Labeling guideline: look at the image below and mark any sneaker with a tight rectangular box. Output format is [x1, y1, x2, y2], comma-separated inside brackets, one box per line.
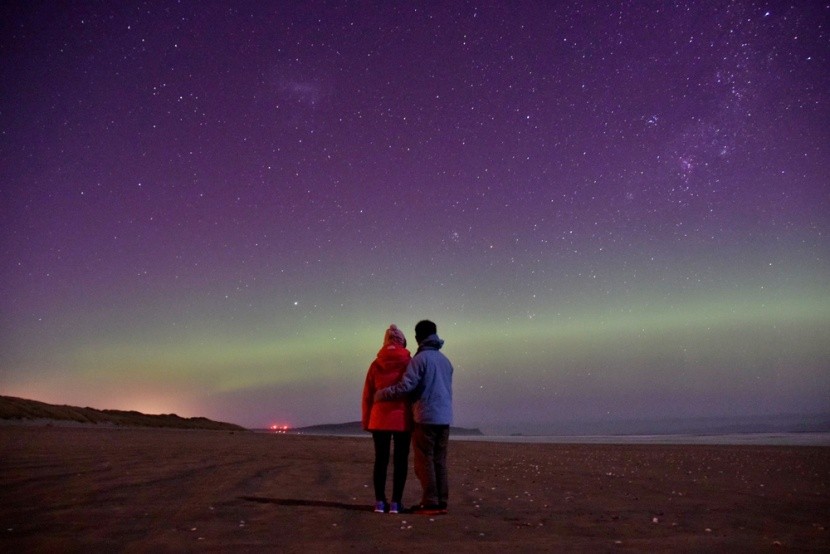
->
[410, 503, 447, 515]
[389, 502, 400, 514]
[373, 501, 386, 513]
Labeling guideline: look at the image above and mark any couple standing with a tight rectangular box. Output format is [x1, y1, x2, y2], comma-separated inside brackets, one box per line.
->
[361, 320, 454, 515]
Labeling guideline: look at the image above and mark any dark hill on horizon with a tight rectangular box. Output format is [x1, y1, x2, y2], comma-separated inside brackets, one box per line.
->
[0, 395, 246, 431]
[278, 420, 484, 436]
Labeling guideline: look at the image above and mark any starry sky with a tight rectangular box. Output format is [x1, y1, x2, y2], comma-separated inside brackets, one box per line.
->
[1, 1, 828, 432]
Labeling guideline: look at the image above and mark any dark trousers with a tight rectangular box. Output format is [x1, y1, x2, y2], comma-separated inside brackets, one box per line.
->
[372, 431, 410, 503]
[412, 423, 450, 506]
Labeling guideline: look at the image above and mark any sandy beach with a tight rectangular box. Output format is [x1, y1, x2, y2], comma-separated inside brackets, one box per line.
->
[1, 426, 827, 552]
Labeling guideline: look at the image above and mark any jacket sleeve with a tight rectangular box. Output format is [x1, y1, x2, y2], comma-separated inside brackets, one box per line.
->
[361, 364, 375, 430]
[375, 358, 422, 401]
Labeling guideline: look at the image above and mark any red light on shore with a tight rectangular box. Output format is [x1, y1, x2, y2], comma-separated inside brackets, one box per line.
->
[269, 424, 290, 434]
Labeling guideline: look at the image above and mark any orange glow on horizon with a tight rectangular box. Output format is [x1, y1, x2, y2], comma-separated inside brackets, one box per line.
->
[269, 424, 290, 434]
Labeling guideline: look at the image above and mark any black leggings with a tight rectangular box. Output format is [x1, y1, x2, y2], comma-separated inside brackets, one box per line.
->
[372, 431, 410, 503]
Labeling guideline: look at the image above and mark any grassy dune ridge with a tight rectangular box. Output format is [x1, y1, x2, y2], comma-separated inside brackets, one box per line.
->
[0, 395, 245, 431]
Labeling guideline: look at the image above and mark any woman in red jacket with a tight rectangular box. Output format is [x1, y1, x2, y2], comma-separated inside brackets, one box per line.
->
[362, 324, 412, 514]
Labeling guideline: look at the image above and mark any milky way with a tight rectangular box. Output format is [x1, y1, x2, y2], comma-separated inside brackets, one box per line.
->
[1, 2, 828, 430]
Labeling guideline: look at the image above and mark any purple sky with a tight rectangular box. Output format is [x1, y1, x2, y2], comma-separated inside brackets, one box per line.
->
[1, 1, 828, 431]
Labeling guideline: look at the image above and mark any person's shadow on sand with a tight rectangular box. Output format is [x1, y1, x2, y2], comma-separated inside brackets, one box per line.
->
[240, 495, 372, 512]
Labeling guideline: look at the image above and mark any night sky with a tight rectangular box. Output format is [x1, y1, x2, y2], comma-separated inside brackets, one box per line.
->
[2, 1, 828, 432]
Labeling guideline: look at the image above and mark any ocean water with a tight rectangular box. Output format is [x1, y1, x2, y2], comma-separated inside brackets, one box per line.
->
[273, 430, 830, 446]
[452, 432, 830, 446]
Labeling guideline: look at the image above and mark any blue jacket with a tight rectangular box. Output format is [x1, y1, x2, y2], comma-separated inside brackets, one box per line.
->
[376, 334, 453, 425]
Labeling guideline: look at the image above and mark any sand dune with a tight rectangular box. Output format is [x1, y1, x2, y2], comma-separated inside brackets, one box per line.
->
[1, 425, 827, 551]
[0, 395, 245, 431]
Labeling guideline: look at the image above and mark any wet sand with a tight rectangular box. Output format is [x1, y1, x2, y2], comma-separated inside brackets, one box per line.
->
[1, 426, 827, 552]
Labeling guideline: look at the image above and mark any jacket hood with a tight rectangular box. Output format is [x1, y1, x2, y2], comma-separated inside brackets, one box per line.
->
[375, 344, 411, 372]
[417, 334, 444, 352]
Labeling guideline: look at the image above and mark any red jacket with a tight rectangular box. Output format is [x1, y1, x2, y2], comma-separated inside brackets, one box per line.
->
[362, 344, 412, 432]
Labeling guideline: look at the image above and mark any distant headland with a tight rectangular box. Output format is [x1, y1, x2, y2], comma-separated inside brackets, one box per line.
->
[270, 420, 484, 436]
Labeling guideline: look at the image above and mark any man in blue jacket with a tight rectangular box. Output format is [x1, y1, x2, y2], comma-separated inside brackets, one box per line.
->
[375, 319, 453, 514]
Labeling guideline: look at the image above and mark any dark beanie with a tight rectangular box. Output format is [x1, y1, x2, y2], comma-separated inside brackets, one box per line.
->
[415, 320, 437, 341]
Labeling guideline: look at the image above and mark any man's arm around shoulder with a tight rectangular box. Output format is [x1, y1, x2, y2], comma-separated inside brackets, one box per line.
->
[374, 357, 422, 401]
